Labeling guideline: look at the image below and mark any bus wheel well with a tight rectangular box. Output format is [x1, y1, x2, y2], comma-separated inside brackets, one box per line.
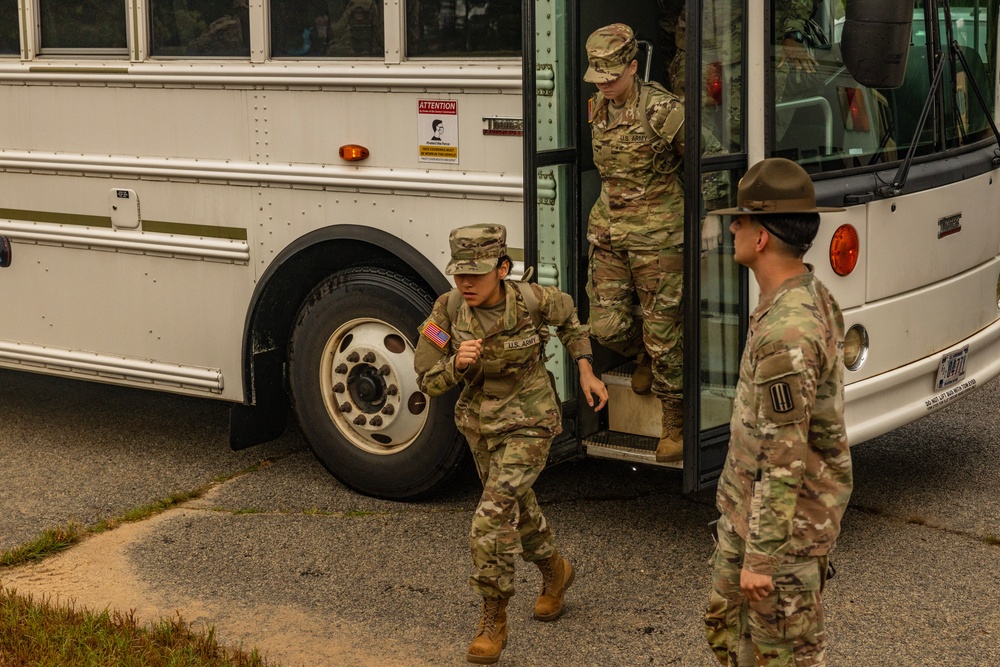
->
[246, 238, 441, 411]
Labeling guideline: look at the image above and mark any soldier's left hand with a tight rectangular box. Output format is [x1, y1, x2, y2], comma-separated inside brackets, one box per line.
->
[578, 363, 608, 412]
[739, 566, 774, 602]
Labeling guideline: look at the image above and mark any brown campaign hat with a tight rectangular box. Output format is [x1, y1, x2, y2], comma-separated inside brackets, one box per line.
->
[445, 224, 507, 275]
[583, 24, 638, 83]
[710, 158, 845, 215]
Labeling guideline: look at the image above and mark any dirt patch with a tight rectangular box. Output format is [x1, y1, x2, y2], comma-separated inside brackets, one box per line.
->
[0, 492, 436, 667]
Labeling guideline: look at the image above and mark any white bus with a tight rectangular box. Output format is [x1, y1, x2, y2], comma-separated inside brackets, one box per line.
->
[1, 0, 998, 498]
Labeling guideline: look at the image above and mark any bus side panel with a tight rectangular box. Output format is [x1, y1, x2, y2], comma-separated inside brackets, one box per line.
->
[0, 172, 254, 401]
[0, 84, 251, 161]
[262, 89, 523, 173]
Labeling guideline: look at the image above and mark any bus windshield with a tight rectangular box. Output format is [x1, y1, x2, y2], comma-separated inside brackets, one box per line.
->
[772, 0, 998, 172]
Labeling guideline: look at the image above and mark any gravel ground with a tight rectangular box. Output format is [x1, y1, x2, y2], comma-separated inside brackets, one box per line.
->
[1, 368, 999, 666]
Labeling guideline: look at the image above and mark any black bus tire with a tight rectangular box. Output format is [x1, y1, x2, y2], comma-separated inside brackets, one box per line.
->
[288, 267, 466, 500]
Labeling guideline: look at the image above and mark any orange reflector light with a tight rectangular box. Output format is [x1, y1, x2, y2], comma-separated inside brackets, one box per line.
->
[830, 224, 860, 276]
[339, 144, 370, 161]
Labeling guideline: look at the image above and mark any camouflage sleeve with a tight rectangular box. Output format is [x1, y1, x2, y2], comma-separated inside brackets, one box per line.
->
[742, 338, 820, 575]
[648, 91, 685, 153]
[775, 0, 814, 36]
[414, 294, 466, 397]
[533, 284, 593, 361]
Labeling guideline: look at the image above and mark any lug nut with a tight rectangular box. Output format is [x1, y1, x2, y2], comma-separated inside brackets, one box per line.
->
[370, 416, 383, 427]
[353, 415, 367, 426]
[346, 351, 360, 363]
[386, 385, 398, 396]
[379, 364, 391, 376]
[339, 403, 352, 413]
[333, 382, 345, 394]
[335, 363, 348, 374]
[381, 404, 395, 415]
[363, 352, 376, 363]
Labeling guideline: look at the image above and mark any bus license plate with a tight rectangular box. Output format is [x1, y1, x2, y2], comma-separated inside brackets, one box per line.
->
[935, 345, 969, 390]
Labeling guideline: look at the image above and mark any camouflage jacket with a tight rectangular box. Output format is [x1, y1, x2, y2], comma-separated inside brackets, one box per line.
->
[716, 267, 852, 575]
[414, 281, 592, 446]
[588, 79, 685, 251]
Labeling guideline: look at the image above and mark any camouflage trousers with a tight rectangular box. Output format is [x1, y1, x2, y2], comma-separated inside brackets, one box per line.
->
[587, 244, 684, 397]
[705, 516, 829, 667]
[466, 431, 556, 600]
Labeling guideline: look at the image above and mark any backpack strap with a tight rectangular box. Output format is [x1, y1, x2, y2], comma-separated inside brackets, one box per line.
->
[513, 281, 543, 331]
[446, 287, 462, 323]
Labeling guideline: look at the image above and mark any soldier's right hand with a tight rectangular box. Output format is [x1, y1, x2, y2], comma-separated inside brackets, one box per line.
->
[455, 339, 484, 370]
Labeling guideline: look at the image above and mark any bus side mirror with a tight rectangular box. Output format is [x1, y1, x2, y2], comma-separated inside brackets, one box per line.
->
[0, 236, 11, 268]
[841, 0, 913, 89]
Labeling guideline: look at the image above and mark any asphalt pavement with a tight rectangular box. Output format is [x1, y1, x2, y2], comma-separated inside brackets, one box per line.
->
[1, 368, 998, 666]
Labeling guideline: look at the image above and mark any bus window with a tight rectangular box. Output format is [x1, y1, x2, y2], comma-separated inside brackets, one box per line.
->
[150, 0, 250, 57]
[1, 0, 17, 55]
[39, 0, 127, 54]
[771, 0, 998, 170]
[406, 0, 520, 57]
[271, 0, 384, 58]
[703, 0, 743, 152]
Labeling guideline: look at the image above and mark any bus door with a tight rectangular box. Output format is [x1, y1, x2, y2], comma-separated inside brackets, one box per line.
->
[684, 0, 748, 492]
[525, 0, 747, 491]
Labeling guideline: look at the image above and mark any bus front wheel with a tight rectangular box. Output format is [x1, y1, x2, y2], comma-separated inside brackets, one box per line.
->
[289, 267, 465, 500]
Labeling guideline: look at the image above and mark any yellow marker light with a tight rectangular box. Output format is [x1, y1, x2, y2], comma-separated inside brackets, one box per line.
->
[843, 324, 869, 371]
[830, 224, 859, 276]
[339, 145, 370, 161]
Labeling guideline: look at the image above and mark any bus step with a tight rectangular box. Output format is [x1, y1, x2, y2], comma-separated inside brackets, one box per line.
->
[582, 430, 682, 470]
[602, 364, 661, 438]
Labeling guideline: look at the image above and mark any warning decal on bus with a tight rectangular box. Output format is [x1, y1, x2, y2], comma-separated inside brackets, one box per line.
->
[418, 99, 459, 164]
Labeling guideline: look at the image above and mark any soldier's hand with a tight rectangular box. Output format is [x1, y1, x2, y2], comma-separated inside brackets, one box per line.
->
[455, 339, 483, 371]
[739, 566, 774, 602]
[701, 215, 723, 252]
[778, 38, 817, 74]
[578, 361, 608, 412]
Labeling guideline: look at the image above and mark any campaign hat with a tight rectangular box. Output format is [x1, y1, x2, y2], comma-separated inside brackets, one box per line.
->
[584, 24, 638, 83]
[711, 158, 845, 215]
[445, 224, 507, 275]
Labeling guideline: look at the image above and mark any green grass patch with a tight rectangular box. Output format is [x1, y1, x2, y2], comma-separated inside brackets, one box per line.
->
[0, 587, 276, 666]
[0, 524, 82, 568]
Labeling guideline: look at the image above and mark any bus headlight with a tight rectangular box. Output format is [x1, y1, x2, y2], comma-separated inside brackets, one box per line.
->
[830, 224, 859, 276]
[843, 324, 869, 371]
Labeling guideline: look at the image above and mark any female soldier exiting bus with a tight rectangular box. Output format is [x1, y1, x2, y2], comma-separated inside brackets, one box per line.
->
[415, 224, 607, 664]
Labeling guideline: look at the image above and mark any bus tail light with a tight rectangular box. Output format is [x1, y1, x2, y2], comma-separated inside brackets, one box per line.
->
[339, 144, 370, 161]
[830, 224, 860, 276]
[843, 324, 869, 371]
[705, 62, 723, 107]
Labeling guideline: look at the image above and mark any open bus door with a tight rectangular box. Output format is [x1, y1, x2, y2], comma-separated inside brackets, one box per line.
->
[524, 0, 747, 492]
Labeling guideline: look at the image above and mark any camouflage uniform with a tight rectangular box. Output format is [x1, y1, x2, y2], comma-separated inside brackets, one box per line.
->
[705, 267, 852, 666]
[414, 227, 592, 601]
[585, 24, 686, 404]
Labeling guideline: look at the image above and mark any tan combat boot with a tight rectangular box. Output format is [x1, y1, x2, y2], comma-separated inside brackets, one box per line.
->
[466, 597, 509, 664]
[656, 398, 683, 463]
[533, 551, 575, 621]
[631, 353, 653, 395]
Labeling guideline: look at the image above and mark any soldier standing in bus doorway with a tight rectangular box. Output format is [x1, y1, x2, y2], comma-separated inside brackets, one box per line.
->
[414, 224, 607, 665]
[704, 158, 853, 667]
[583, 23, 687, 463]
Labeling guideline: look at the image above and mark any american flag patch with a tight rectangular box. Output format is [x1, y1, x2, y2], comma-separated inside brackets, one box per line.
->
[421, 321, 450, 349]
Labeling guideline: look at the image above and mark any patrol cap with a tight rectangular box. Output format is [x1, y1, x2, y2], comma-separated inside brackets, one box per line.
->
[446, 224, 507, 275]
[583, 24, 638, 83]
[711, 158, 845, 216]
